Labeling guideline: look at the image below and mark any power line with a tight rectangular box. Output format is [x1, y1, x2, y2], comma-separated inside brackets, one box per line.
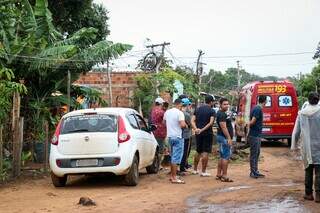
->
[2, 51, 315, 62]
[176, 51, 314, 59]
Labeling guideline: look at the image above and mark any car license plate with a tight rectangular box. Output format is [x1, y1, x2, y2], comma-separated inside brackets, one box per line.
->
[76, 159, 98, 167]
[262, 127, 271, 132]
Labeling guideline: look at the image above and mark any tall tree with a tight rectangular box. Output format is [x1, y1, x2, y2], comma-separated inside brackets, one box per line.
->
[0, 0, 131, 142]
[29, 0, 110, 41]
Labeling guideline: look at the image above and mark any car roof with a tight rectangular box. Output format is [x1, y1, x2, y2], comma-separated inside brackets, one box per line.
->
[62, 107, 139, 118]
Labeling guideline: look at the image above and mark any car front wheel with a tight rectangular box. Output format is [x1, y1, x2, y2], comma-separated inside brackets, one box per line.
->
[146, 150, 160, 174]
[51, 172, 67, 187]
[123, 155, 139, 186]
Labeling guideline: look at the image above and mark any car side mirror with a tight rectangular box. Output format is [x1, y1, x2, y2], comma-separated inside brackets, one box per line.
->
[149, 124, 157, 132]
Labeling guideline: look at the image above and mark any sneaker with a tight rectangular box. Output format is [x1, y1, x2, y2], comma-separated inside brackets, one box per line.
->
[250, 173, 259, 179]
[256, 172, 265, 178]
[200, 172, 211, 177]
[191, 170, 199, 175]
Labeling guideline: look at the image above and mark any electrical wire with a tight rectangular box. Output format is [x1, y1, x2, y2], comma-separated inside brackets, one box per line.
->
[176, 51, 315, 59]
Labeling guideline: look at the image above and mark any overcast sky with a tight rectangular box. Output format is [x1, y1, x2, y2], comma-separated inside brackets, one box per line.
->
[94, 0, 320, 77]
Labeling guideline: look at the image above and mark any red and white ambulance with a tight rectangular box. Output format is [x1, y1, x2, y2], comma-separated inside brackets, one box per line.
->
[238, 81, 298, 146]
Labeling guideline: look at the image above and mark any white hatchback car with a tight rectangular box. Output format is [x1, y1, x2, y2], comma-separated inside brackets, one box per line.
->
[49, 108, 160, 187]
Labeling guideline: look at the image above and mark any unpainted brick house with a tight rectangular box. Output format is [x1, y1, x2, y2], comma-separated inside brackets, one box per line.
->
[74, 71, 141, 107]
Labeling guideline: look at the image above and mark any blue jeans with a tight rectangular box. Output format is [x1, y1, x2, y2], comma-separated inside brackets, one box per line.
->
[168, 137, 184, 164]
[248, 136, 261, 174]
[217, 135, 231, 160]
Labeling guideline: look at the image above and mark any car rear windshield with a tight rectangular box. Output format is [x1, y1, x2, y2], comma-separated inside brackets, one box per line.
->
[60, 114, 117, 134]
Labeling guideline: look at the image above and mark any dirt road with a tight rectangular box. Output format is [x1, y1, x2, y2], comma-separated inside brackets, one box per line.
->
[0, 142, 318, 213]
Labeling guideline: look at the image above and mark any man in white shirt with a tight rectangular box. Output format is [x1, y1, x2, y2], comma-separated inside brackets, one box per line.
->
[164, 98, 186, 184]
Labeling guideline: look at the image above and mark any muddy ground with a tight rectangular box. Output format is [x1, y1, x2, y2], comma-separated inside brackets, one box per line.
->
[0, 142, 318, 213]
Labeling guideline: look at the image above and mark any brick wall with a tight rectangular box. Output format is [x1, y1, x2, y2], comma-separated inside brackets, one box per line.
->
[74, 71, 141, 107]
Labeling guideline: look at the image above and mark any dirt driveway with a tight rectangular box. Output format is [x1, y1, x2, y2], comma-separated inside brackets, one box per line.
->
[0, 142, 318, 213]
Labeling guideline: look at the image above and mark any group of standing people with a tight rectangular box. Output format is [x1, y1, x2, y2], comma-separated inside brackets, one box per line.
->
[150, 94, 268, 184]
[151, 91, 320, 203]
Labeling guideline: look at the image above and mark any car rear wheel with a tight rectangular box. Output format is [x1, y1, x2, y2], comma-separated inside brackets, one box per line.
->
[51, 172, 67, 187]
[146, 150, 160, 174]
[123, 155, 139, 186]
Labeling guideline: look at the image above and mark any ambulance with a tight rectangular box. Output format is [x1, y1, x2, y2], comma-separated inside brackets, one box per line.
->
[238, 81, 298, 146]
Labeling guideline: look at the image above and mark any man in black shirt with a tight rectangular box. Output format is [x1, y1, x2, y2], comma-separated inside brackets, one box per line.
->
[248, 95, 267, 179]
[216, 98, 234, 182]
[191, 95, 216, 177]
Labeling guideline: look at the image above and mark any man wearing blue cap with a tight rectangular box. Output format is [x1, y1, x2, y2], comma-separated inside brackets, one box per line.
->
[180, 98, 192, 173]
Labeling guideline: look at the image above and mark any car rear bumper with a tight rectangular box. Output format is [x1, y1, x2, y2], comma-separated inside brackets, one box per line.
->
[261, 134, 291, 139]
[56, 157, 121, 168]
[49, 144, 134, 177]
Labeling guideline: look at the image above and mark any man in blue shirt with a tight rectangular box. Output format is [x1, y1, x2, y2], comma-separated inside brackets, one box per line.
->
[248, 95, 267, 178]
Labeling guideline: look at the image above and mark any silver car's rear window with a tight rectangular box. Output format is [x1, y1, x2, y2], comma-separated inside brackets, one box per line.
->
[60, 114, 117, 134]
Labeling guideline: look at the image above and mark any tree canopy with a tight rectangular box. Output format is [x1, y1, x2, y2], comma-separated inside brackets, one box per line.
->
[0, 0, 132, 141]
[29, 0, 110, 42]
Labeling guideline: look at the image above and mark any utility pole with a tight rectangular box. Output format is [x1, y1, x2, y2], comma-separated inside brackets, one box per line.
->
[146, 42, 170, 95]
[67, 70, 71, 112]
[196, 50, 205, 85]
[236, 60, 242, 111]
[195, 50, 205, 106]
[236, 60, 241, 92]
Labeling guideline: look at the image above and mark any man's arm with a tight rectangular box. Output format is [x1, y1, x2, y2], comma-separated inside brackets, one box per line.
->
[191, 115, 201, 134]
[191, 115, 197, 129]
[162, 112, 166, 124]
[179, 111, 186, 128]
[220, 121, 232, 146]
[179, 120, 186, 128]
[249, 107, 260, 127]
[291, 115, 301, 150]
[249, 117, 257, 127]
[199, 116, 214, 133]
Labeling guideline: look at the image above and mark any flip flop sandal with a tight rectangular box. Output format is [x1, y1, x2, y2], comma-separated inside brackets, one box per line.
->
[220, 176, 233, 182]
[171, 179, 185, 184]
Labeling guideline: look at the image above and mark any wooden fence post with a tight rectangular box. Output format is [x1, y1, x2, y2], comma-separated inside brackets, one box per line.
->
[19, 117, 24, 169]
[44, 121, 49, 173]
[12, 92, 22, 177]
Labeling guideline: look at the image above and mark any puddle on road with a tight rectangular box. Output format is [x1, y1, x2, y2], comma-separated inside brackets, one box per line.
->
[186, 183, 308, 213]
[266, 179, 299, 188]
[188, 197, 307, 213]
[214, 186, 252, 193]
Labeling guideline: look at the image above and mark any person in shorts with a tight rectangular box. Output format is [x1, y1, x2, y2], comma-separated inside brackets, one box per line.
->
[191, 95, 216, 177]
[216, 98, 234, 182]
[164, 98, 186, 184]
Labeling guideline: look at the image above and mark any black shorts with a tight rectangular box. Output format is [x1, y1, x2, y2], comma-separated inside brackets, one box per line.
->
[196, 133, 213, 153]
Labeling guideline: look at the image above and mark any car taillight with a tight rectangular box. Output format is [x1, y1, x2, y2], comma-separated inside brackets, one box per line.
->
[51, 121, 62, 145]
[56, 159, 62, 167]
[118, 116, 130, 143]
